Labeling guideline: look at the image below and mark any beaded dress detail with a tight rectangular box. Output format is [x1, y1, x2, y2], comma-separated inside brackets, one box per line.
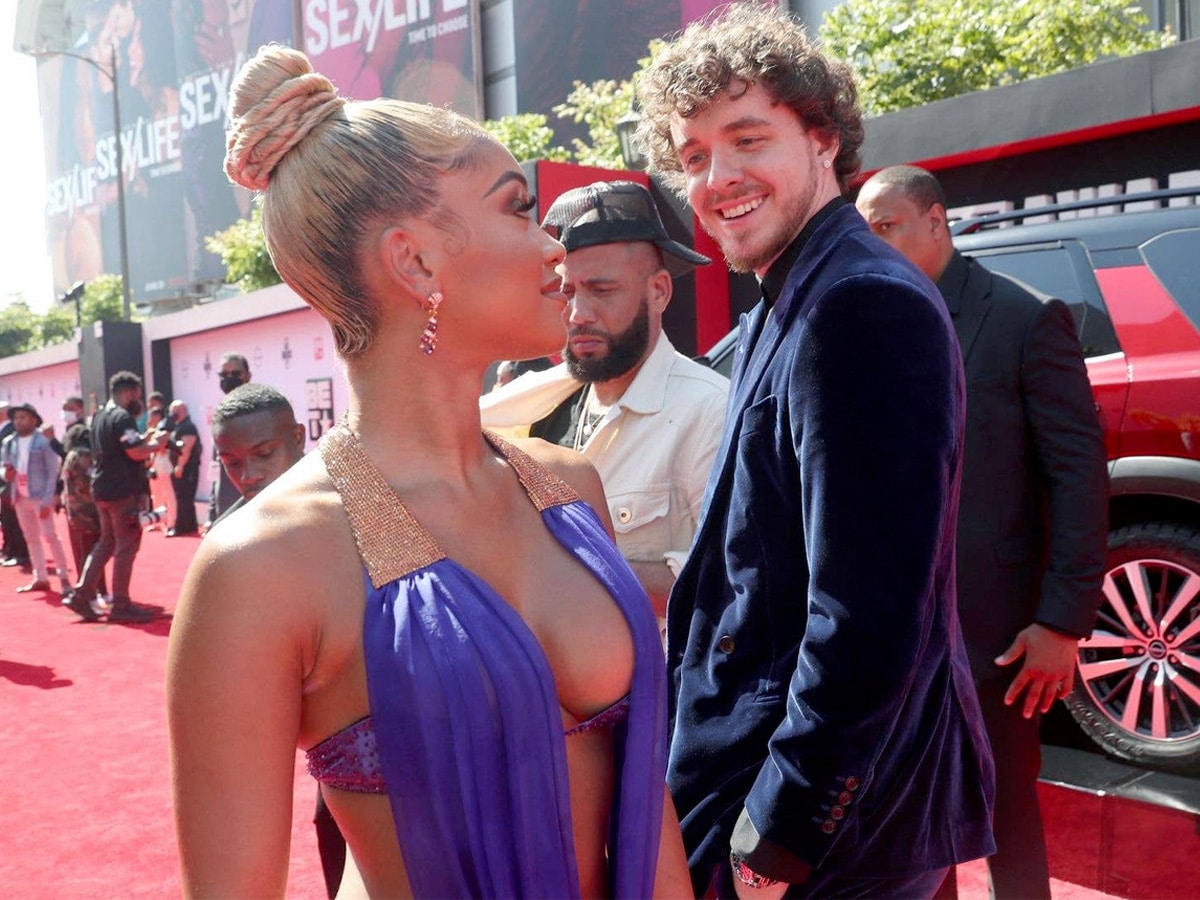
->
[315, 424, 667, 899]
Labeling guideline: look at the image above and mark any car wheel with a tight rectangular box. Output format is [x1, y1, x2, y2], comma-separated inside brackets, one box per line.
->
[1064, 522, 1200, 773]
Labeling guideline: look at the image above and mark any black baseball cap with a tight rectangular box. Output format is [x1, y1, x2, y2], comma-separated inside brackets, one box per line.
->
[542, 180, 711, 278]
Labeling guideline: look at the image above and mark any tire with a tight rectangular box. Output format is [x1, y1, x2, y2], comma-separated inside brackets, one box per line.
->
[1064, 522, 1200, 773]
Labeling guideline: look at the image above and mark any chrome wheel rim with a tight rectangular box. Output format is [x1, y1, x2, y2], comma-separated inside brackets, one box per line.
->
[1078, 558, 1200, 744]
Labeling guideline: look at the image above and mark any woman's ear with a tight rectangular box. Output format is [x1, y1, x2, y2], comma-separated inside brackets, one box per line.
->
[377, 225, 434, 299]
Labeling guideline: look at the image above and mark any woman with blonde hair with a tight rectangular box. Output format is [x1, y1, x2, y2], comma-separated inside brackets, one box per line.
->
[166, 44, 687, 899]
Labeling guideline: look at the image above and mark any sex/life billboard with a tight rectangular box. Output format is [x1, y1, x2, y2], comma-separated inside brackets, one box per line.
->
[302, 0, 484, 117]
[38, 0, 293, 309]
[36, 0, 482, 310]
[512, 0, 753, 137]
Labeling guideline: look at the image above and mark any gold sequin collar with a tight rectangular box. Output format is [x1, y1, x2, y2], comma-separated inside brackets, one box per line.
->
[319, 424, 579, 587]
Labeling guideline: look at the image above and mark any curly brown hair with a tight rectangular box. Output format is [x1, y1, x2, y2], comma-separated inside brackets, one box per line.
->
[636, 2, 864, 194]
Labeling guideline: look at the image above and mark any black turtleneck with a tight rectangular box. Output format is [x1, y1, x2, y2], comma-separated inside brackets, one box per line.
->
[760, 197, 847, 306]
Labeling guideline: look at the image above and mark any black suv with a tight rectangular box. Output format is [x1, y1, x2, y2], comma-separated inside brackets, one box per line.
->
[699, 187, 1200, 773]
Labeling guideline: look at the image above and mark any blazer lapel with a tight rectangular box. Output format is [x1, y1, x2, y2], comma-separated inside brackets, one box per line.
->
[687, 302, 778, 545]
[942, 253, 991, 365]
[687, 208, 861, 553]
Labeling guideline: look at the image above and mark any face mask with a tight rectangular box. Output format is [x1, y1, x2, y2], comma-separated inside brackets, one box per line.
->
[62, 409, 80, 426]
[219, 373, 244, 394]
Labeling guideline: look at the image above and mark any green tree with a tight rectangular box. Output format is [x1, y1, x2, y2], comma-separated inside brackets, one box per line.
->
[0, 301, 40, 357]
[553, 77, 635, 169]
[820, 0, 1175, 116]
[205, 201, 282, 293]
[482, 113, 571, 164]
[38, 306, 77, 346]
[81, 274, 126, 323]
[553, 41, 661, 169]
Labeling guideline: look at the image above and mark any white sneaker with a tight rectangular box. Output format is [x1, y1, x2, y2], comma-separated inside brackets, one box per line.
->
[90, 594, 113, 616]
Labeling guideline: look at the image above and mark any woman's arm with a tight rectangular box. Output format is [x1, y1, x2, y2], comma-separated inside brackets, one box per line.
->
[167, 532, 307, 897]
[654, 787, 692, 898]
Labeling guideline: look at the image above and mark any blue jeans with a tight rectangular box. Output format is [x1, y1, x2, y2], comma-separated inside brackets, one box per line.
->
[76, 495, 143, 602]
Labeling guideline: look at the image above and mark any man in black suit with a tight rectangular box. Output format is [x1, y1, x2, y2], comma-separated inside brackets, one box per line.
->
[203, 352, 251, 531]
[165, 400, 201, 536]
[858, 165, 1109, 899]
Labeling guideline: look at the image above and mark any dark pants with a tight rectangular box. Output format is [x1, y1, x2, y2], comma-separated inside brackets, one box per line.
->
[67, 520, 106, 597]
[935, 677, 1050, 900]
[314, 788, 347, 899]
[171, 468, 200, 534]
[77, 496, 143, 602]
[1, 491, 29, 562]
[712, 860, 950, 899]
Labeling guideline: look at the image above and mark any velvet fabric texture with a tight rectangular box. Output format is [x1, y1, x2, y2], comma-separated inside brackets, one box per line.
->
[666, 205, 996, 891]
[362, 499, 668, 899]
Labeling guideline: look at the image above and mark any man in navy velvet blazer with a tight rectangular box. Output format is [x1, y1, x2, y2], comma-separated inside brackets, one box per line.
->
[637, 5, 996, 897]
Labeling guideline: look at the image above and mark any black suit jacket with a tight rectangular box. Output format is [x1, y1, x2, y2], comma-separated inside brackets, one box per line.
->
[938, 251, 1108, 682]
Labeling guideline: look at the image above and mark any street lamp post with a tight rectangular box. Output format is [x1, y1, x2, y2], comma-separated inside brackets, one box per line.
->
[30, 44, 132, 321]
[61, 281, 86, 328]
[615, 105, 648, 172]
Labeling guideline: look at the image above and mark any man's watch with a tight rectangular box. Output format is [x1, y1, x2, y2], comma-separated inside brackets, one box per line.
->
[730, 853, 781, 889]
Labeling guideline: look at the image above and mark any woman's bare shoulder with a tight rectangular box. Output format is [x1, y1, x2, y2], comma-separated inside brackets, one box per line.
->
[506, 437, 613, 534]
[176, 454, 358, 626]
[208, 455, 346, 550]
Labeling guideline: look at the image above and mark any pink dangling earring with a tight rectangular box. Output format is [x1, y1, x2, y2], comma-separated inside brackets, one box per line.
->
[419, 291, 442, 356]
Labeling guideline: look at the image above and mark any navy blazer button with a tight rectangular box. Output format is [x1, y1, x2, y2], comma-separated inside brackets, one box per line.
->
[844, 776, 860, 791]
[717, 635, 735, 653]
[821, 819, 836, 834]
[830, 805, 845, 820]
[838, 791, 853, 805]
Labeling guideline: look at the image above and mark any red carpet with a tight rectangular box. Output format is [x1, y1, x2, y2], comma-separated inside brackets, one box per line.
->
[0, 513, 323, 898]
[0, 513, 1121, 898]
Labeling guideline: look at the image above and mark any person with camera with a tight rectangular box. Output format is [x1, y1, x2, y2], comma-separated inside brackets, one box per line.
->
[164, 400, 201, 537]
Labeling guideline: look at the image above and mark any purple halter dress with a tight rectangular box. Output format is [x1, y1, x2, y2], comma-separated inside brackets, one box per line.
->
[318, 425, 667, 898]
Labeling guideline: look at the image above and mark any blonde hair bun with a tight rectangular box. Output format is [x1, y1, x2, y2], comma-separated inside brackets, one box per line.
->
[224, 44, 346, 191]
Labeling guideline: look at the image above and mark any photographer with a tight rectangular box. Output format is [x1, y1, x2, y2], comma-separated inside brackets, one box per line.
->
[164, 401, 201, 537]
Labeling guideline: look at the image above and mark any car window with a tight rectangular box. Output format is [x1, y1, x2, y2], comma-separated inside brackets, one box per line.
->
[962, 243, 1120, 359]
[1141, 228, 1200, 335]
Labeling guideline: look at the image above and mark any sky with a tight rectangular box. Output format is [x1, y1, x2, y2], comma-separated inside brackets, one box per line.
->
[1, 4, 56, 314]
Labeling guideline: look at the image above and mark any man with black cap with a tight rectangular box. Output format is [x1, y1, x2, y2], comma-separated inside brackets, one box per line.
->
[1, 403, 72, 594]
[482, 180, 729, 612]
